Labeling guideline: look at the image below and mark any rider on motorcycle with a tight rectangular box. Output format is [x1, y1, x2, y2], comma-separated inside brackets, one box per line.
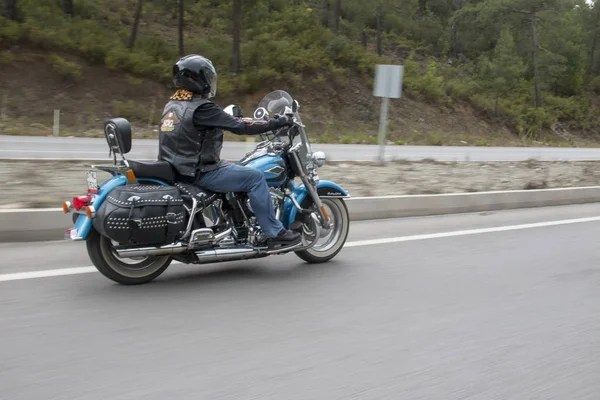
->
[158, 54, 302, 247]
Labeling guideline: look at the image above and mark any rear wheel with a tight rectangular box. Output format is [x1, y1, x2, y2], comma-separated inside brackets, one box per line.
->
[86, 229, 172, 285]
[294, 197, 350, 264]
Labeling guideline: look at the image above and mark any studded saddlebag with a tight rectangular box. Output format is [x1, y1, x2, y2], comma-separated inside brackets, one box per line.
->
[93, 184, 186, 246]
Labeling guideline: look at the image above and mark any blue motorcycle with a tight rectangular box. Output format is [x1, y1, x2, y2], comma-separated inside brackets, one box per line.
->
[63, 90, 351, 284]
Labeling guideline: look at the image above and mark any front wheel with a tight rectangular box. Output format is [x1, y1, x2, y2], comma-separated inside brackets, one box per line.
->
[86, 229, 172, 285]
[295, 198, 350, 264]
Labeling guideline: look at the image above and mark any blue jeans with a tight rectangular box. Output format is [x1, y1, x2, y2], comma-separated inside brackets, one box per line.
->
[197, 164, 283, 237]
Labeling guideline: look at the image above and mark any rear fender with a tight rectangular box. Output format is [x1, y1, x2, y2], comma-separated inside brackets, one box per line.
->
[67, 176, 168, 240]
[281, 180, 349, 228]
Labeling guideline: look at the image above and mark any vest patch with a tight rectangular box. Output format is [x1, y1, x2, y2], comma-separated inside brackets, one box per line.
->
[160, 111, 180, 132]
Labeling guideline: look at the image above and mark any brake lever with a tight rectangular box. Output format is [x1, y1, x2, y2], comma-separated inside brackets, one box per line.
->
[292, 117, 305, 128]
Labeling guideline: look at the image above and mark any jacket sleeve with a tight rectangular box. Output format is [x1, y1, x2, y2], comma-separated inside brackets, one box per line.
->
[193, 102, 283, 135]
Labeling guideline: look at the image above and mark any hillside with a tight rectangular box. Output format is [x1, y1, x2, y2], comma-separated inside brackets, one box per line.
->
[2, 0, 600, 147]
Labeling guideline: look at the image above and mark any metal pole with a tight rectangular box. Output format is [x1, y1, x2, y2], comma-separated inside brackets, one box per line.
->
[1, 94, 7, 122]
[53, 109, 60, 137]
[378, 96, 389, 164]
[148, 99, 156, 127]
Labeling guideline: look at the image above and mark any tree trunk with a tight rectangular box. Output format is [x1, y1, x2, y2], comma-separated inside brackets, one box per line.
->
[591, 34, 598, 75]
[417, 0, 427, 16]
[232, 0, 241, 74]
[333, 0, 341, 35]
[361, 29, 367, 49]
[495, 94, 499, 116]
[127, 0, 144, 50]
[450, 0, 463, 58]
[589, 5, 600, 75]
[63, 0, 74, 15]
[178, 0, 184, 57]
[2, 0, 18, 20]
[376, 5, 382, 56]
[322, 0, 329, 28]
[530, 11, 542, 108]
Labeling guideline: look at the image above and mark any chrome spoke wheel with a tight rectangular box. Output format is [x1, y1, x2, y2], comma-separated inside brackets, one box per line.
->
[302, 200, 342, 252]
[86, 229, 172, 285]
[295, 198, 350, 264]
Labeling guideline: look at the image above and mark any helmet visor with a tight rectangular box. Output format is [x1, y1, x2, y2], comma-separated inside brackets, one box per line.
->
[208, 74, 217, 98]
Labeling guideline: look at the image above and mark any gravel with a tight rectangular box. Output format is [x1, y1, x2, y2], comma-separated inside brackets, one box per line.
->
[1, 159, 599, 208]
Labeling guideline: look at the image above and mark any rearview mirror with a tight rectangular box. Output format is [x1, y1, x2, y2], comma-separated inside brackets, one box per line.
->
[292, 100, 299, 113]
[224, 104, 243, 118]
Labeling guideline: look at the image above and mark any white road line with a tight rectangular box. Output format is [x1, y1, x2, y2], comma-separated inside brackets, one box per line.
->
[0, 267, 97, 282]
[1, 150, 110, 154]
[2, 215, 600, 283]
[344, 216, 600, 247]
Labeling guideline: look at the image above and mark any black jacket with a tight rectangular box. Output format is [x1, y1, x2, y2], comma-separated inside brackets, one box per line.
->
[158, 95, 284, 181]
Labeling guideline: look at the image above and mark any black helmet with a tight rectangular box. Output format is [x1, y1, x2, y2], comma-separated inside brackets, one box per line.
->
[172, 54, 218, 98]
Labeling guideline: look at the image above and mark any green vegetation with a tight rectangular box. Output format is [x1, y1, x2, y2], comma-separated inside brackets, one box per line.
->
[48, 54, 82, 82]
[2, 0, 600, 142]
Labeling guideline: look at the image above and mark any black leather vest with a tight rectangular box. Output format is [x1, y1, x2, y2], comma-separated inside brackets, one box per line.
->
[158, 97, 228, 180]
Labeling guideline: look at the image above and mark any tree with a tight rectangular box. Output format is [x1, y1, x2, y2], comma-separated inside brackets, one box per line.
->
[479, 27, 527, 114]
[376, 4, 382, 56]
[63, 0, 73, 15]
[417, 0, 428, 16]
[587, 1, 600, 74]
[333, 0, 341, 34]
[505, 0, 565, 107]
[323, 0, 330, 27]
[530, 10, 542, 107]
[450, 0, 463, 58]
[232, 0, 241, 74]
[2, 0, 18, 20]
[178, 0, 184, 57]
[127, 0, 144, 50]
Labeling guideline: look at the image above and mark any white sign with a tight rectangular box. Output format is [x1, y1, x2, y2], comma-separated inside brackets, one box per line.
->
[374, 64, 403, 99]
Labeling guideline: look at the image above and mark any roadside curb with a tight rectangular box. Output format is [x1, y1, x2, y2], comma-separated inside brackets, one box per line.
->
[344, 186, 600, 220]
[2, 186, 600, 243]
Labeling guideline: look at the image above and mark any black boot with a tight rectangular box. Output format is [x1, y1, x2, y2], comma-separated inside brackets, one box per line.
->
[268, 228, 302, 248]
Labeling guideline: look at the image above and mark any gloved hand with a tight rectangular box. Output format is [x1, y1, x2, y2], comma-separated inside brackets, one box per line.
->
[274, 114, 294, 127]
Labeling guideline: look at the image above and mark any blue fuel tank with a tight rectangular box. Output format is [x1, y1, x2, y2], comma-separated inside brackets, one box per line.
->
[243, 154, 288, 187]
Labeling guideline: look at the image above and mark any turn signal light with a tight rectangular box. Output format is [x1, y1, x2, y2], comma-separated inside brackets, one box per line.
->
[62, 201, 73, 214]
[73, 196, 92, 211]
[126, 169, 136, 183]
[85, 205, 95, 219]
[321, 206, 330, 222]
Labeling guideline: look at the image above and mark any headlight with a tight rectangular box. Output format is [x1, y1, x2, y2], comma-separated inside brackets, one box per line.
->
[311, 151, 326, 167]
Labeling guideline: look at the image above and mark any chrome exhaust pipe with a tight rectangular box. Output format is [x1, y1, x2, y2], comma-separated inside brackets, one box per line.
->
[115, 243, 187, 258]
[195, 247, 260, 263]
[214, 227, 233, 243]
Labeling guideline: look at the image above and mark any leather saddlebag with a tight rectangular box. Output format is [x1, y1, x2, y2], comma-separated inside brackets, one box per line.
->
[93, 184, 186, 245]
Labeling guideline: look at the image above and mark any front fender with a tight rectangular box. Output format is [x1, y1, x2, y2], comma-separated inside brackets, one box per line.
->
[282, 180, 349, 228]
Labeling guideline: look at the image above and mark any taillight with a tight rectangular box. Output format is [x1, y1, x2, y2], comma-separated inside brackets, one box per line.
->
[72, 196, 92, 211]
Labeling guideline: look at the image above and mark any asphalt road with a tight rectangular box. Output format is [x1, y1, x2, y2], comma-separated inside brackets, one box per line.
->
[3, 135, 600, 162]
[2, 204, 600, 399]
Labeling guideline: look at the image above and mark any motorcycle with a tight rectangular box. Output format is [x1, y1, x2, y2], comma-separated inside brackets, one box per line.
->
[62, 90, 351, 285]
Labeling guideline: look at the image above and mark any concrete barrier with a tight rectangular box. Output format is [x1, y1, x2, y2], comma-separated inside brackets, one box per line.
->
[0, 208, 67, 242]
[2, 186, 600, 243]
[345, 186, 600, 220]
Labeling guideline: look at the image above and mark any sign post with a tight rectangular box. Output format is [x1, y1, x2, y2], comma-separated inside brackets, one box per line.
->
[373, 64, 403, 163]
[53, 109, 60, 137]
